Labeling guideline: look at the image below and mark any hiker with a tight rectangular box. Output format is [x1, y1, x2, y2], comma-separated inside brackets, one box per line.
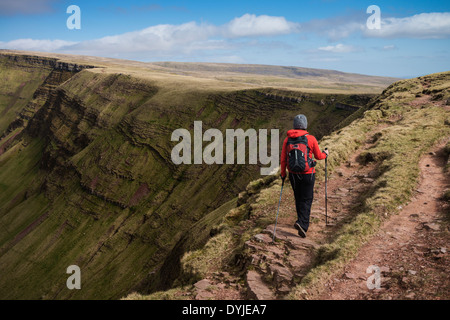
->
[280, 114, 328, 238]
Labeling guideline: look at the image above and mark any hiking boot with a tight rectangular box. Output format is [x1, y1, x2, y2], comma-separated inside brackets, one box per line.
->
[294, 222, 306, 238]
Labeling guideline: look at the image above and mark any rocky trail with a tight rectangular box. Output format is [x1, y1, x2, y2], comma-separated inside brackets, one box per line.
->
[184, 87, 450, 301]
[188, 131, 449, 300]
[317, 142, 449, 300]
[238, 132, 392, 300]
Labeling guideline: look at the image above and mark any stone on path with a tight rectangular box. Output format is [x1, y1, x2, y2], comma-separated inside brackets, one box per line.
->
[246, 271, 276, 300]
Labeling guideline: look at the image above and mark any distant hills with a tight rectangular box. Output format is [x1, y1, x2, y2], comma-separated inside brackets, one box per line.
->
[0, 50, 399, 94]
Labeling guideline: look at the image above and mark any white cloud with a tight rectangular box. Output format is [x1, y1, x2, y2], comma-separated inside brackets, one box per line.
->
[382, 45, 397, 51]
[224, 13, 300, 38]
[66, 22, 220, 56]
[303, 11, 450, 40]
[0, 13, 301, 59]
[318, 43, 359, 53]
[364, 12, 450, 39]
[2, 11, 448, 63]
[0, 38, 76, 52]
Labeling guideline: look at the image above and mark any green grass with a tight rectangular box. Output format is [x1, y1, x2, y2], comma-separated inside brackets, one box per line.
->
[0, 56, 52, 133]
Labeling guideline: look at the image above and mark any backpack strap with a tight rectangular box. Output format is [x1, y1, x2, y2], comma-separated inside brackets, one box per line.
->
[302, 134, 309, 148]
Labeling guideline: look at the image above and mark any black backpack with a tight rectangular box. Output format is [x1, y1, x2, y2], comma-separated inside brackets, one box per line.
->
[286, 134, 315, 173]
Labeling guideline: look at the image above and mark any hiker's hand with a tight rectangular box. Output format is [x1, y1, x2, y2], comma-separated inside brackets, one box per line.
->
[324, 148, 329, 156]
[280, 175, 286, 182]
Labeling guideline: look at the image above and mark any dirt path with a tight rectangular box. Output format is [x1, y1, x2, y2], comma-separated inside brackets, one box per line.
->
[239, 137, 449, 300]
[317, 141, 449, 300]
[189, 137, 449, 300]
[205, 128, 395, 300]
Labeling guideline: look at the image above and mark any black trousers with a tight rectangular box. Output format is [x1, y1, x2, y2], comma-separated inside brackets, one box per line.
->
[289, 172, 315, 232]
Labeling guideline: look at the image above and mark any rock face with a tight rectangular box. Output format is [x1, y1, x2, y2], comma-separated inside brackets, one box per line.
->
[244, 225, 318, 299]
[4, 53, 95, 72]
[0, 54, 93, 140]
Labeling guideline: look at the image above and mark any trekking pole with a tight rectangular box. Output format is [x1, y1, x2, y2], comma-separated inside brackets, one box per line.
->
[272, 178, 285, 243]
[324, 148, 328, 226]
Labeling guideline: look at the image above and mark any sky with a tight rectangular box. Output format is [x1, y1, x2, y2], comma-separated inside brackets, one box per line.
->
[0, 0, 449, 78]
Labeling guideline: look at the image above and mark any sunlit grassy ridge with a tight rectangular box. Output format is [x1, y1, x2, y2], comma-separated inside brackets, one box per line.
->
[1, 50, 398, 94]
[129, 71, 450, 300]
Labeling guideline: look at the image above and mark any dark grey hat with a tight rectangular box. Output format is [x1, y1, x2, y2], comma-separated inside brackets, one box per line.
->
[293, 114, 307, 130]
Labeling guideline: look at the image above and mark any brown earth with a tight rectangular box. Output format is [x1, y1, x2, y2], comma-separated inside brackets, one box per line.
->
[317, 141, 449, 300]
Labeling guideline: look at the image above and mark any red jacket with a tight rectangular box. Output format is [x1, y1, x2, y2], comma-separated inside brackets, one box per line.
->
[280, 130, 327, 177]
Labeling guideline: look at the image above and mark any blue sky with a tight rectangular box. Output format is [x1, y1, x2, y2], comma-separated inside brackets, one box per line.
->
[1, 0, 449, 78]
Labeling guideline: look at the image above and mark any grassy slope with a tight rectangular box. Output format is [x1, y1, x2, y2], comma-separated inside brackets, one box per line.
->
[0, 52, 389, 299]
[0, 55, 52, 133]
[131, 71, 450, 300]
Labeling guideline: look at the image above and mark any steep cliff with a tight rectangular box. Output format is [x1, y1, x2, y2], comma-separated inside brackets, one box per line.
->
[0, 52, 386, 299]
